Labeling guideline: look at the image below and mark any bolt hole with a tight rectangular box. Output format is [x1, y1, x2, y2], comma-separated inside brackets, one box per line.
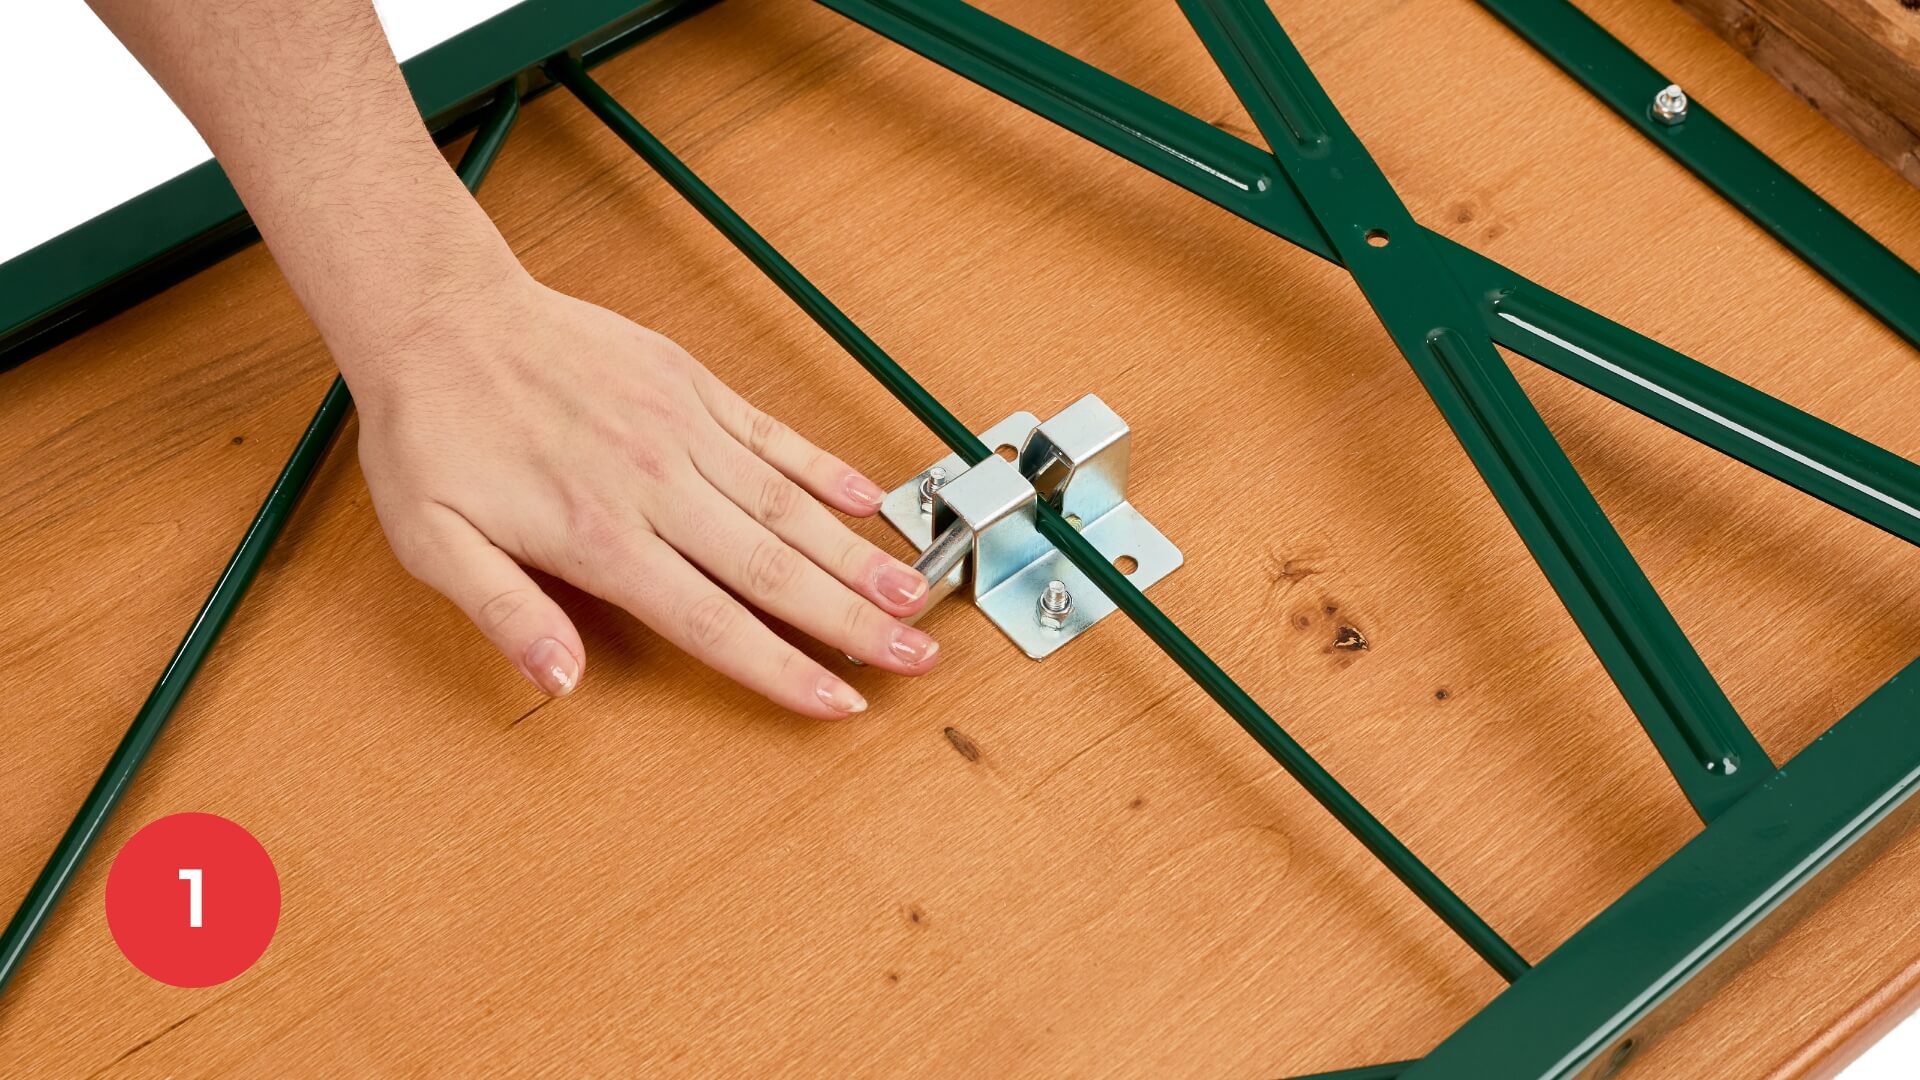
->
[1114, 555, 1138, 575]
[995, 444, 1017, 461]
[1364, 228, 1391, 248]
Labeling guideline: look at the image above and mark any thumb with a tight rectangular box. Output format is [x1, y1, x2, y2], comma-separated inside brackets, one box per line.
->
[397, 504, 585, 697]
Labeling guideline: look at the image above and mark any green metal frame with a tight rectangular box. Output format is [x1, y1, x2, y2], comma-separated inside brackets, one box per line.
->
[4, 1, 1917, 1077]
[1471, 0, 1920, 354]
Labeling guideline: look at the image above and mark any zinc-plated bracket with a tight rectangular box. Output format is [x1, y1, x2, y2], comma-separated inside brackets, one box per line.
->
[879, 395, 1182, 658]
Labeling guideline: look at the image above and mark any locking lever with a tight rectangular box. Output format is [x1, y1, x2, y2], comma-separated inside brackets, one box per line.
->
[875, 395, 1183, 659]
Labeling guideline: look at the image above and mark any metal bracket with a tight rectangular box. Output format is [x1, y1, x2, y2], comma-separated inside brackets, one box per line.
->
[879, 395, 1182, 658]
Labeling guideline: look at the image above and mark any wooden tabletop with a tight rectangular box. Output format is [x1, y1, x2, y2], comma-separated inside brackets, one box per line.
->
[3, 0, 1918, 1075]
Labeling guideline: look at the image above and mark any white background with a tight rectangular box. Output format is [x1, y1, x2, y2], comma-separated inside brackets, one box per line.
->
[0, 4, 1915, 1077]
[0, 0, 520, 263]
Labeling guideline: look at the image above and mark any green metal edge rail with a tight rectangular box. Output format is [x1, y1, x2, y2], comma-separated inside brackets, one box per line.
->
[0, 93, 522, 999]
[1405, 658, 1920, 1080]
[1471, 0, 1920, 354]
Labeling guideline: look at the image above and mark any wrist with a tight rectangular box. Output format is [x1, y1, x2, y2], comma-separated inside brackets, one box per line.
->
[314, 219, 532, 381]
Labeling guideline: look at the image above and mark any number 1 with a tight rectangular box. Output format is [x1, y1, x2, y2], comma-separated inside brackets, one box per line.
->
[179, 868, 203, 928]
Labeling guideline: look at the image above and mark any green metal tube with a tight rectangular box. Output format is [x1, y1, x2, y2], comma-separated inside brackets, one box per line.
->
[1182, 0, 1766, 820]
[811, 0, 1920, 551]
[1472, 0, 1920, 354]
[0, 88, 520, 999]
[1477, 258, 1920, 548]
[1403, 655, 1920, 1080]
[548, 55, 1528, 982]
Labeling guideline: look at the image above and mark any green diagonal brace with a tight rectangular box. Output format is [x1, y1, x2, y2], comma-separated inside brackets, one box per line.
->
[1179, 0, 1767, 821]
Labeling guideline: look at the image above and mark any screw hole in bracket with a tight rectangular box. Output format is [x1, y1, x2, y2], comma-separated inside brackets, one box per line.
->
[1114, 555, 1139, 575]
[1364, 228, 1391, 248]
[995, 444, 1017, 461]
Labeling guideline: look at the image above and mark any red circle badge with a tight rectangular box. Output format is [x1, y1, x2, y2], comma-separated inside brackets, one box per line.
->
[105, 813, 280, 987]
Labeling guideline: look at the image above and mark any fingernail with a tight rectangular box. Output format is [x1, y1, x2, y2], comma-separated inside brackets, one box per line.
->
[524, 638, 580, 697]
[815, 675, 868, 715]
[889, 626, 940, 666]
[874, 562, 928, 606]
[844, 473, 886, 510]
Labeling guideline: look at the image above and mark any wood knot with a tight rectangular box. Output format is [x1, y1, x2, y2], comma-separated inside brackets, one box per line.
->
[943, 726, 981, 763]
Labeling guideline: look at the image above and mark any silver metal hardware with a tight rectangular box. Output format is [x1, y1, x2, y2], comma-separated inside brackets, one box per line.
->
[917, 465, 946, 515]
[878, 395, 1182, 658]
[1652, 83, 1688, 125]
[1037, 580, 1073, 630]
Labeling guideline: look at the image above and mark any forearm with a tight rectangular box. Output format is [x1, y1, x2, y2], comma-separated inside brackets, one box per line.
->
[85, 0, 517, 376]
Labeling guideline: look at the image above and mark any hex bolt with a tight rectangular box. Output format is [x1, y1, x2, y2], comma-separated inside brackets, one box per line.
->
[1651, 83, 1688, 125]
[1037, 579, 1073, 630]
[917, 466, 947, 515]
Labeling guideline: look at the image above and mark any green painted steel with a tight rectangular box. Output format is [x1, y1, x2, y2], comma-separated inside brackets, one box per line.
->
[1468, 250, 1920, 549]
[0, 0, 707, 370]
[1194, 0, 1766, 820]
[1403, 655, 1920, 1079]
[0, 92, 520, 999]
[811, 0, 1920, 552]
[549, 53, 1531, 983]
[1473, 0, 1920, 353]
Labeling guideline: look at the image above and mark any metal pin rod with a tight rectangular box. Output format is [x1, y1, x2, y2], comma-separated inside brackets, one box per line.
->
[912, 516, 973, 621]
[549, 56, 1528, 981]
[847, 516, 970, 664]
[0, 88, 521, 999]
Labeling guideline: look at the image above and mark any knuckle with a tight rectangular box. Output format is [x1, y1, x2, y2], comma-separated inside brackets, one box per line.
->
[774, 648, 815, 691]
[386, 531, 432, 577]
[839, 538, 880, 580]
[745, 409, 781, 457]
[745, 540, 801, 599]
[386, 524, 446, 582]
[475, 588, 534, 636]
[840, 597, 877, 643]
[623, 440, 668, 483]
[683, 593, 738, 651]
[565, 499, 620, 551]
[754, 473, 801, 527]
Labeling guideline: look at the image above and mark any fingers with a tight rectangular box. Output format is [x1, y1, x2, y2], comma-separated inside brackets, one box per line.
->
[692, 372, 888, 517]
[651, 481, 941, 676]
[580, 529, 869, 719]
[690, 430, 929, 619]
[393, 504, 585, 697]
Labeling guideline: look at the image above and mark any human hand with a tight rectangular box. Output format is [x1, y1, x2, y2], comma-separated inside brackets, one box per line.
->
[343, 270, 939, 717]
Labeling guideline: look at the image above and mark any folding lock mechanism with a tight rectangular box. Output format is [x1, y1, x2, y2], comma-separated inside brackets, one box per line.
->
[876, 395, 1182, 659]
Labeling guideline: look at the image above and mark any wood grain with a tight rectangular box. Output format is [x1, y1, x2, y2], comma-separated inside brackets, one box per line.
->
[1, 0, 1917, 1075]
[1675, 0, 1920, 185]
